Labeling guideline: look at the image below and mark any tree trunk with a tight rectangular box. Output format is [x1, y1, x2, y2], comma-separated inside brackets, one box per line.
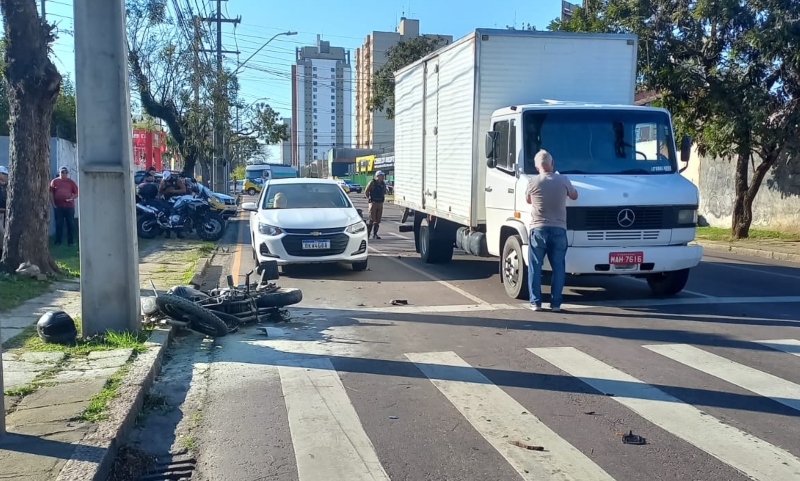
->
[730, 149, 777, 239]
[0, 0, 62, 274]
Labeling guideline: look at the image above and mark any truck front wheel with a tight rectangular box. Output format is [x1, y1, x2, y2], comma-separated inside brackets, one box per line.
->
[419, 217, 454, 264]
[501, 235, 530, 300]
[646, 269, 690, 296]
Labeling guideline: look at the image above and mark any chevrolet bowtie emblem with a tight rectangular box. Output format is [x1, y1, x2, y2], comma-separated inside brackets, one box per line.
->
[311, 231, 322, 236]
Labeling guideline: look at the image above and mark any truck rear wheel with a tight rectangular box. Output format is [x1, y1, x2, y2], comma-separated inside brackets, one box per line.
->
[419, 217, 454, 264]
[501, 235, 530, 300]
[646, 269, 690, 296]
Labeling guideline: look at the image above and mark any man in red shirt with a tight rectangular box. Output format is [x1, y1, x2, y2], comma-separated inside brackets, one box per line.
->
[50, 166, 79, 246]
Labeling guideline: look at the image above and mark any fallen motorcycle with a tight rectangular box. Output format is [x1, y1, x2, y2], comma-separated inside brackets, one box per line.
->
[141, 260, 302, 337]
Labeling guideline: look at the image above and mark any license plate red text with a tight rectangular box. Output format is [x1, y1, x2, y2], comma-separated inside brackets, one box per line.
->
[609, 252, 644, 264]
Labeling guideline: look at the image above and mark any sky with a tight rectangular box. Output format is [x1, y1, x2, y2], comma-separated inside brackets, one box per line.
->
[41, 0, 571, 159]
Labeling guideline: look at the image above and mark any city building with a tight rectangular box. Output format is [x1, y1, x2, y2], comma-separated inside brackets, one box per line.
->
[291, 36, 352, 169]
[354, 18, 452, 151]
[279, 117, 292, 165]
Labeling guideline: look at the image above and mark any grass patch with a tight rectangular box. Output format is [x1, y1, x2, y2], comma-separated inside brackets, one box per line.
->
[79, 365, 129, 422]
[50, 241, 80, 276]
[696, 226, 800, 242]
[179, 434, 196, 451]
[180, 241, 215, 284]
[4, 322, 150, 356]
[0, 242, 80, 312]
[4, 384, 36, 397]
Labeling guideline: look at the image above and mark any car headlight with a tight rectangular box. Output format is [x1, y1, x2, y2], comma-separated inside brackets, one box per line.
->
[346, 221, 367, 234]
[258, 223, 282, 236]
[678, 209, 698, 225]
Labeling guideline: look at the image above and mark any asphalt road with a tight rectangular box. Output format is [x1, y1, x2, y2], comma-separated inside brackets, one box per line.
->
[190, 194, 800, 481]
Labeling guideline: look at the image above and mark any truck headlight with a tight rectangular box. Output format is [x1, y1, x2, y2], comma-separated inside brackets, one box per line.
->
[678, 209, 698, 225]
[258, 223, 282, 236]
[346, 221, 367, 234]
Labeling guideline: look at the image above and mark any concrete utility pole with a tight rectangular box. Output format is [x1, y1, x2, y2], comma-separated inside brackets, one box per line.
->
[41, 0, 45, 21]
[73, 0, 140, 336]
[201, 0, 239, 194]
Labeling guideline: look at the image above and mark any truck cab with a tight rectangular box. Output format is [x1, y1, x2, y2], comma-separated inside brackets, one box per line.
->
[484, 102, 703, 298]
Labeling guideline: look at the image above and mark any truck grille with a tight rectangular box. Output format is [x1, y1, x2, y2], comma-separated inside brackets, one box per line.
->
[281, 233, 349, 257]
[568, 206, 666, 230]
[586, 230, 661, 241]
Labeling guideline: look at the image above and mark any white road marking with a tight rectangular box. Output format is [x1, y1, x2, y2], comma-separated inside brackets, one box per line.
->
[560, 295, 800, 310]
[644, 343, 800, 413]
[406, 351, 615, 481]
[388, 232, 412, 240]
[706, 261, 800, 281]
[278, 358, 390, 481]
[619, 276, 713, 298]
[368, 246, 489, 305]
[528, 347, 800, 480]
[754, 339, 800, 357]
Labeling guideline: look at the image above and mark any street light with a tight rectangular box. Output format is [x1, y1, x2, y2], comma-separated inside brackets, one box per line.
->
[233, 31, 297, 75]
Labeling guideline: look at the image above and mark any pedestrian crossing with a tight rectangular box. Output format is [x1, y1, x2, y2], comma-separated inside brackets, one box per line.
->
[264, 338, 800, 481]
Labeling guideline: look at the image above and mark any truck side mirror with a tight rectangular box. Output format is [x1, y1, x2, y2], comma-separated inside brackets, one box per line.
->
[485, 131, 499, 168]
[680, 135, 692, 164]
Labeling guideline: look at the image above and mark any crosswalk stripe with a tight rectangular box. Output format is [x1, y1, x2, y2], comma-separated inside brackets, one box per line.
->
[528, 347, 800, 480]
[644, 343, 800, 413]
[406, 351, 615, 481]
[278, 358, 390, 481]
[754, 339, 800, 357]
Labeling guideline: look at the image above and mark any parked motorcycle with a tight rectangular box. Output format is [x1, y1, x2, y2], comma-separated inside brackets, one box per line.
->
[136, 184, 225, 241]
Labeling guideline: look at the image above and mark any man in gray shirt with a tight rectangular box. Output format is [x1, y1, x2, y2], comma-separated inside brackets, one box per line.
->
[525, 149, 579, 311]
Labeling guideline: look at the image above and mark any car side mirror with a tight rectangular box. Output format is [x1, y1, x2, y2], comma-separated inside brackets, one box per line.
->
[679, 135, 692, 173]
[356, 208, 364, 218]
[242, 202, 258, 212]
[485, 131, 499, 169]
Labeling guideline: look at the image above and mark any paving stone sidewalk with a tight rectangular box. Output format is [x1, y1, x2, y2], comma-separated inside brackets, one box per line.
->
[1, 238, 210, 481]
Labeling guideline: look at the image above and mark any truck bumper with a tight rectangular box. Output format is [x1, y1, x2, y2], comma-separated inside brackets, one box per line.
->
[523, 244, 704, 275]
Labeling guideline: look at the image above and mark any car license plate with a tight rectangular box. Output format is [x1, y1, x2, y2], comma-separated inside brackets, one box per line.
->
[302, 239, 330, 250]
[609, 252, 644, 264]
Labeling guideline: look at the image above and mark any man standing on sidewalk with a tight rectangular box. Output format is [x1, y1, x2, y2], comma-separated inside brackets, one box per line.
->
[50, 166, 79, 246]
[525, 150, 578, 312]
[364, 170, 387, 240]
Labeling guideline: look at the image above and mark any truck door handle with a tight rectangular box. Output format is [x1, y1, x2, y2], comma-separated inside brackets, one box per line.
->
[485, 187, 493, 192]
[507, 188, 515, 193]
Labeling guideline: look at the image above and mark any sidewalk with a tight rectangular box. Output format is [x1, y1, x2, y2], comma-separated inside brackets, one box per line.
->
[1, 238, 213, 481]
[694, 236, 800, 263]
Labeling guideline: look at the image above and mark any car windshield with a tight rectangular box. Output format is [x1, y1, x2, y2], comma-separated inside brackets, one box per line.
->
[261, 182, 352, 209]
[522, 109, 677, 175]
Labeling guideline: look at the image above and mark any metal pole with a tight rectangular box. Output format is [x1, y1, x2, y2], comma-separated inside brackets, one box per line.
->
[41, 0, 45, 21]
[212, 0, 224, 194]
[73, 0, 140, 336]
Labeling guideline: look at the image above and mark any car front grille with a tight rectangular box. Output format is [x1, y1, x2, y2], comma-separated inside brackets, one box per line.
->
[281, 233, 349, 257]
[282, 227, 345, 235]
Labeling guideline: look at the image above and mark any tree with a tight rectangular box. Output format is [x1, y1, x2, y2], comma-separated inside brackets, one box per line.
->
[552, 1, 800, 239]
[369, 36, 448, 119]
[126, 0, 289, 179]
[0, 0, 62, 274]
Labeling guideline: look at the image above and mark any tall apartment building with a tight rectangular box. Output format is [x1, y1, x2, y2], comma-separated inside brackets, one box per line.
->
[355, 18, 452, 151]
[291, 36, 352, 169]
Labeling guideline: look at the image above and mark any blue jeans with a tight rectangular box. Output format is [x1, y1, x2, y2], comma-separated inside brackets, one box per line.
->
[528, 227, 568, 308]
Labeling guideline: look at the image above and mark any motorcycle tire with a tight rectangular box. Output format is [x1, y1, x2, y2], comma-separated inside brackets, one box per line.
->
[253, 288, 303, 308]
[137, 215, 160, 239]
[155, 294, 228, 338]
[197, 213, 225, 242]
[213, 310, 242, 334]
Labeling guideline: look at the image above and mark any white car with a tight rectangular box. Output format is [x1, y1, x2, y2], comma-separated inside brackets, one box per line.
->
[242, 178, 369, 271]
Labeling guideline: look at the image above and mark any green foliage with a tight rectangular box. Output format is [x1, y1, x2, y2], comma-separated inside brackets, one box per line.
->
[230, 164, 246, 181]
[369, 36, 448, 119]
[551, 0, 800, 238]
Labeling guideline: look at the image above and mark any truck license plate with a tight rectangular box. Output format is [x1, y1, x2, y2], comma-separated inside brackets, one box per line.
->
[302, 239, 331, 250]
[609, 252, 644, 264]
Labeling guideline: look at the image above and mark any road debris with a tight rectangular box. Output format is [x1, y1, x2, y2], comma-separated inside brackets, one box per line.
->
[621, 430, 646, 445]
[391, 299, 409, 305]
[583, 411, 596, 415]
[508, 440, 545, 451]
[389, 416, 399, 420]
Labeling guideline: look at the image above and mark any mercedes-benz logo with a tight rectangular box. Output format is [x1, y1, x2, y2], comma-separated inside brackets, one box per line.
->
[617, 209, 635, 228]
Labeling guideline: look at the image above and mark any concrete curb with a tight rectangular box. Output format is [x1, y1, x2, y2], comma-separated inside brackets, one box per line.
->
[695, 240, 800, 263]
[55, 328, 174, 481]
[189, 247, 218, 288]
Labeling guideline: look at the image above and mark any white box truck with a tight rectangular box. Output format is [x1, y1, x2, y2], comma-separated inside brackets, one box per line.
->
[393, 29, 703, 299]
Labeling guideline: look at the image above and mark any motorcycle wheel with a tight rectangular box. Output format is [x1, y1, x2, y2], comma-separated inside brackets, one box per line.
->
[155, 294, 228, 337]
[197, 213, 225, 241]
[253, 288, 303, 308]
[137, 216, 160, 239]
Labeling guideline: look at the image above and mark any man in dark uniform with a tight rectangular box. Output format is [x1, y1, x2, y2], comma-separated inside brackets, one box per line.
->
[364, 170, 387, 240]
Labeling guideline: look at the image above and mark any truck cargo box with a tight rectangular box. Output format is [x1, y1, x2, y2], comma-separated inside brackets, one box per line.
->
[393, 29, 638, 227]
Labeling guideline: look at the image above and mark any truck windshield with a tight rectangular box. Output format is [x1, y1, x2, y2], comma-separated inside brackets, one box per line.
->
[245, 168, 267, 180]
[522, 109, 677, 175]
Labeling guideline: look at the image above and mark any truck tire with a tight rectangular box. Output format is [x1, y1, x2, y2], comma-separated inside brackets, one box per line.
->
[419, 217, 454, 264]
[501, 235, 530, 300]
[413, 212, 424, 253]
[646, 269, 690, 296]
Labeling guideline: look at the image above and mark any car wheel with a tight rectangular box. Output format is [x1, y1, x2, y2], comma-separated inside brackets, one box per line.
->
[247, 188, 256, 196]
[352, 259, 368, 271]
